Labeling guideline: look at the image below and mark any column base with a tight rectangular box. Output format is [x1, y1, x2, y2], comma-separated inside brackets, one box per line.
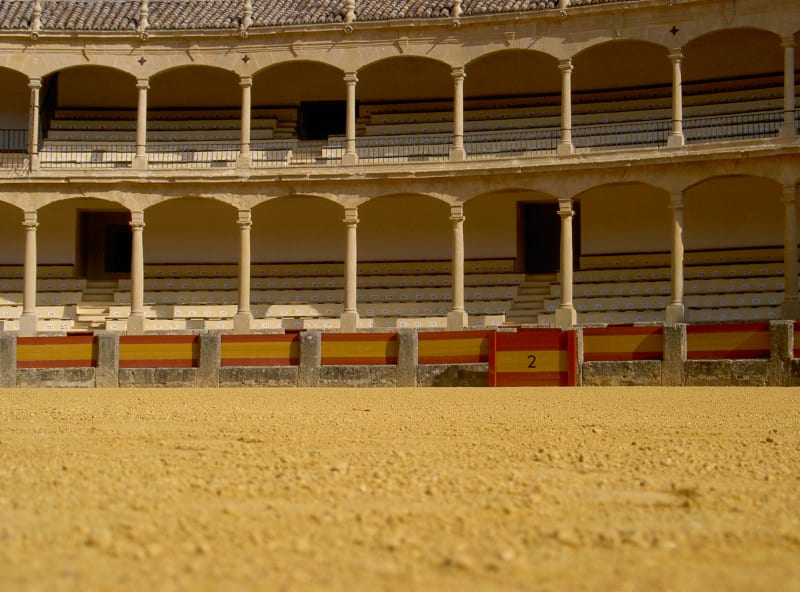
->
[236, 154, 252, 169]
[449, 147, 466, 162]
[781, 296, 800, 321]
[342, 152, 359, 166]
[447, 309, 468, 331]
[127, 313, 146, 335]
[554, 306, 576, 329]
[340, 310, 360, 333]
[667, 133, 685, 147]
[233, 311, 253, 333]
[780, 122, 797, 138]
[665, 303, 686, 324]
[556, 142, 574, 156]
[132, 155, 148, 171]
[18, 313, 36, 337]
[29, 153, 40, 172]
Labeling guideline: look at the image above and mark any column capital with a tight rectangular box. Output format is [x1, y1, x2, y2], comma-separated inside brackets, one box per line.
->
[449, 203, 465, 222]
[28, 77, 41, 89]
[668, 48, 684, 63]
[783, 184, 798, 203]
[237, 208, 252, 227]
[451, 66, 466, 80]
[136, 78, 149, 90]
[558, 58, 573, 72]
[558, 198, 574, 217]
[344, 71, 358, 85]
[781, 35, 795, 49]
[130, 210, 145, 229]
[23, 210, 38, 229]
[239, 75, 253, 88]
[343, 206, 359, 225]
[669, 192, 684, 209]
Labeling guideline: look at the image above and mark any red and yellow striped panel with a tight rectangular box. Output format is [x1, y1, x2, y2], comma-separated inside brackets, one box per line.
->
[418, 331, 491, 364]
[221, 334, 299, 367]
[489, 329, 577, 386]
[119, 335, 199, 368]
[794, 323, 800, 359]
[583, 326, 663, 362]
[687, 323, 770, 360]
[321, 333, 398, 365]
[17, 336, 97, 369]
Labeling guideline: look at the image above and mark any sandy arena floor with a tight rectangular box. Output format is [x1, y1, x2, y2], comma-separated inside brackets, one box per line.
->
[0, 387, 798, 591]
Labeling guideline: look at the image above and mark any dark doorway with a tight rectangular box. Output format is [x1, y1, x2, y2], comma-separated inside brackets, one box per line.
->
[78, 211, 131, 279]
[518, 202, 580, 274]
[298, 101, 346, 140]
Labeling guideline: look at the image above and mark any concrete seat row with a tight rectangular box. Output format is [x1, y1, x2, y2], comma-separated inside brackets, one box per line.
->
[0, 291, 82, 306]
[578, 247, 783, 271]
[544, 291, 783, 314]
[554, 275, 786, 298]
[0, 278, 87, 292]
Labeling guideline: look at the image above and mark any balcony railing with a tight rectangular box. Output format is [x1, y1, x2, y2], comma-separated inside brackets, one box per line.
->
[354, 134, 452, 163]
[465, 128, 560, 158]
[684, 110, 782, 143]
[251, 140, 335, 167]
[148, 143, 238, 169]
[39, 144, 134, 169]
[0, 129, 28, 170]
[574, 119, 671, 150]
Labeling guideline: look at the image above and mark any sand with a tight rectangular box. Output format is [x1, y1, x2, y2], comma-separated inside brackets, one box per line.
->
[0, 386, 798, 591]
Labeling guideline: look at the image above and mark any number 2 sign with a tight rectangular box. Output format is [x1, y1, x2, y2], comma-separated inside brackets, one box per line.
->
[488, 329, 577, 386]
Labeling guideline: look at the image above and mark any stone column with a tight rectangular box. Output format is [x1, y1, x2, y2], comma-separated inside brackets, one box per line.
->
[557, 59, 574, 155]
[237, 76, 252, 168]
[667, 49, 685, 147]
[555, 198, 577, 328]
[450, 66, 466, 161]
[782, 184, 799, 320]
[28, 77, 41, 171]
[19, 211, 38, 337]
[341, 207, 360, 332]
[343, 72, 359, 165]
[666, 192, 686, 324]
[781, 36, 797, 138]
[447, 204, 468, 330]
[133, 78, 149, 170]
[234, 209, 253, 332]
[128, 211, 146, 335]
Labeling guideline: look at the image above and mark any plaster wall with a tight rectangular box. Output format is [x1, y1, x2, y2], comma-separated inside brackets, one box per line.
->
[57, 67, 137, 109]
[252, 62, 345, 105]
[150, 68, 240, 109]
[0, 203, 24, 264]
[0, 69, 29, 129]
[465, 51, 560, 98]
[465, 190, 541, 260]
[358, 57, 453, 103]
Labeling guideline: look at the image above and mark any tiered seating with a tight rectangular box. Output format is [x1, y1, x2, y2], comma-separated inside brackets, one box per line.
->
[106, 259, 523, 330]
[0, 266, 85, 331]
[538, 248, 787, 325]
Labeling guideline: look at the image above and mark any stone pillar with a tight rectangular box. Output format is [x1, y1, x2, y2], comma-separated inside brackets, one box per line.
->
[555, 198, 577, 329]
[662, 323, 686, 386]
[768, 320, 794, 386]
[133, 78, 149, 170]
[298, 331, 321, 387]
[237, 76, 252, 168]
[343, 72, 359, 165]
[0, 334, 16, 387]
[557, 59, 574, 156]
[450, 66, 466, 161]
[341, 207, 360, 332]
[234, 209, 253, 333]
[96, 332, 120, 388]
[666, 192, 686, 324]
[128, 211, 146, 335]
[198, 332, 221, 387]
[781, 36, 797, 138]
[28, 78, 41, 171]
[396, 329, 418, 387]
[782, 184, 799, 320]
[667, 49, 685, 147]
[19, 211, 38, 337]
[447, 204, 468, 330]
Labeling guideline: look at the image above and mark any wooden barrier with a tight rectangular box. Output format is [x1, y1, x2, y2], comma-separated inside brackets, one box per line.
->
[119, 335, 199, 368]
[489, 329, 577, 386]
[321, 333, 398, 365]
[583, 326, 663, 362]
[220, 334, 299, 367]
[794, 322, 800, 359]
[418, 331, 491, 364]
[687, 322, 770, 360]
[17, 336, 97, 368]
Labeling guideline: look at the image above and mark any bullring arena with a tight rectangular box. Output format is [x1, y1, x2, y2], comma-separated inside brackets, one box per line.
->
[0, 0, 799, 589]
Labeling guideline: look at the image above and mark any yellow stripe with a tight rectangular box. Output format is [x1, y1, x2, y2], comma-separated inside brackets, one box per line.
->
[17, 343, 94, 362]
[584, 333, 662, 354]
[221, 341, 298, 359]
[418, 337, 487, 359]
[688, 331, 769, 352]
[495, 349, 566, 373]
[120, 343, 195, 360]
[322, 340, 398, 359]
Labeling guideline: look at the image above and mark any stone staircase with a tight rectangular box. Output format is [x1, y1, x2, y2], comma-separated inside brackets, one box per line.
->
[74, 280, 116, 331]
[505, 274, 557, 325]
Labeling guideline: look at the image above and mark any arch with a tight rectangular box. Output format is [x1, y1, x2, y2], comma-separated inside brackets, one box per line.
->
[251, 196, 344, 263]
[0, 66, 30, 135]
[359, 194, 450, 262]
[357, 56, 453, 103]
[0, 201, 25, 265]
[573, 40, 671, 93]
[683, 175, 782, 252]
[465, 49, 560, 99]
[683, 28, 782, 83]
[149, 65, 240, 109]
[43, 65, 138, 111]
[144, 198, 238, 264]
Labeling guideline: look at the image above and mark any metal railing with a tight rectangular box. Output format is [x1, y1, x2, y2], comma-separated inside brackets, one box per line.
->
[251, 140, 335, 167]
[39, 144, 135, 169]
[465, 128, 560, 158]
[147, 143, 238, 169]
[573, 119, 671, 150]
[0, 129, 27, 151]
[354, 134, 451, 163]
[684, 110, 782, 143]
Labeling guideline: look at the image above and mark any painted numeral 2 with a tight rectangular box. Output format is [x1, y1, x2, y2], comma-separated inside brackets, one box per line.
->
[527, 354, 537, 369]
